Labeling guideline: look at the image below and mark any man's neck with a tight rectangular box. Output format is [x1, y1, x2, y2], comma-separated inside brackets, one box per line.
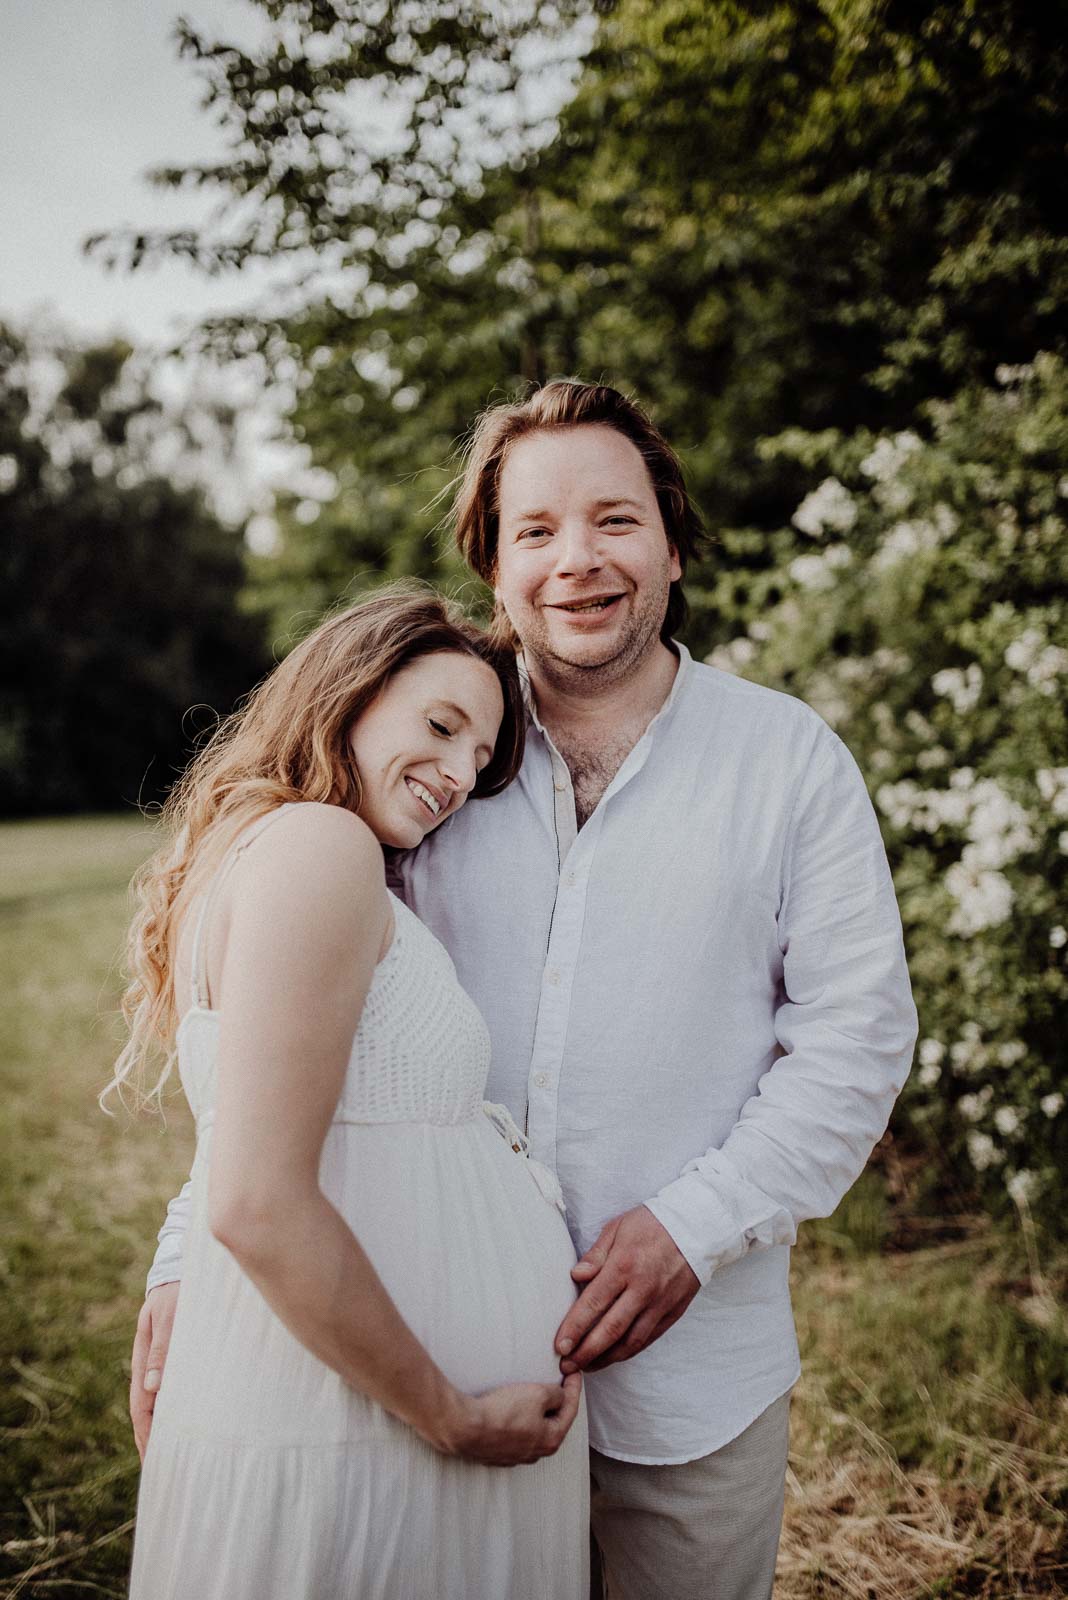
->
[527, 639, 680, 753]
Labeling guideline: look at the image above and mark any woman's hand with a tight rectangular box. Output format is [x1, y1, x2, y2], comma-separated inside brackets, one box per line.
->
[439, 1373, 583, 1467]
[130, 1283, 179, 1461]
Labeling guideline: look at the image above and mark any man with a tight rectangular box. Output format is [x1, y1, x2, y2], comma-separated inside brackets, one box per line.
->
[134, 380, 917, 1599]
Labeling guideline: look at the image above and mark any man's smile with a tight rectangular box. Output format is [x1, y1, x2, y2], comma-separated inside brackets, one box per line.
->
[546, 593, 626, 618]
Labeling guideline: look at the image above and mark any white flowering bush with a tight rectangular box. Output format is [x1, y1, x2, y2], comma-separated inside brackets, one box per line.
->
[706, 355, 1068, 1223]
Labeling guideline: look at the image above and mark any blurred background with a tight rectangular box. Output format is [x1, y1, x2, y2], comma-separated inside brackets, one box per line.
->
[2, 1, 1065, 1594]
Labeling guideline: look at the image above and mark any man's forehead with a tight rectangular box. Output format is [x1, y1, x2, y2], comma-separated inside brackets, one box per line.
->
[499, 426, 653, 506]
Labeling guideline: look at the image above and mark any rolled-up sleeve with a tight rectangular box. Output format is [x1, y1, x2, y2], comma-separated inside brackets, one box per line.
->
[647, 730, 918, 1284]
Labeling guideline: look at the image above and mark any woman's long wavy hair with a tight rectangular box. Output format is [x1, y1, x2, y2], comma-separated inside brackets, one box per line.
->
[105, 585, 525, 1113]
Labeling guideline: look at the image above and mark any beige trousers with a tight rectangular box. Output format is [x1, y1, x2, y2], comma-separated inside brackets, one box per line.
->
[588, 1389, 791, 1600]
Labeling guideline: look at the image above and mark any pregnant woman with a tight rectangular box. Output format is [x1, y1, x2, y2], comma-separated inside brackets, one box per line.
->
[111, 587, 587, 1599]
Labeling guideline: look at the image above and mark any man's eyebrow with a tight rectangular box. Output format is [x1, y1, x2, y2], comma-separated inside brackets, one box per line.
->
[505, 495, 644, 522]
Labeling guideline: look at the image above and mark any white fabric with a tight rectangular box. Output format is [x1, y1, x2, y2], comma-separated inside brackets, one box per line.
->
[149, 645, 917, 1467]
[132, 885, 589, 1599]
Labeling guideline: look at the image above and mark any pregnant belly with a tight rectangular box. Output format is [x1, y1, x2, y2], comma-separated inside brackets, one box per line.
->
[325, 1117, 579, 1393]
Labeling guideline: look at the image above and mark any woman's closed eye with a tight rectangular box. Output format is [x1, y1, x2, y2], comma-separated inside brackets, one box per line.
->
[428, 718, 452, 737]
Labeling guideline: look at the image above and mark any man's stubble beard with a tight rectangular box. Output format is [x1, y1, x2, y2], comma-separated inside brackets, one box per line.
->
[515, 581, 672, 697]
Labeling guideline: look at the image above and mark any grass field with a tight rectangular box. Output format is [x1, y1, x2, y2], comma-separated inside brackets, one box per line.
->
[1, 815, 1065, 1598]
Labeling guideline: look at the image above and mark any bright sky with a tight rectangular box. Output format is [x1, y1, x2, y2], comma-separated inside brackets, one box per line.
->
[1, 0, 278, 345]
[0, 0, 591, 520]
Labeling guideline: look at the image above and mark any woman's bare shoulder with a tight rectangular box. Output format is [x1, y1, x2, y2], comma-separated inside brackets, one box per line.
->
[235, 803, 386, 910]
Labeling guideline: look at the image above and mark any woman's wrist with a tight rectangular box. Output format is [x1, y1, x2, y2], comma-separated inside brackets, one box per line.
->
[417, 1382, 478, 1456]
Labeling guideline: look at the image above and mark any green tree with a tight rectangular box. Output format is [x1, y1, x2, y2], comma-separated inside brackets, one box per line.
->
[91, 1, 1068, 641]
[0, 326, 268, 813]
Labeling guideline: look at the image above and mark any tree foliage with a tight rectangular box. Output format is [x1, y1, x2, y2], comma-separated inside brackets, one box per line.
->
[0, 327, 267, 813]
[708, 356, 1068, 1220]
[91, 0, 1068, 641]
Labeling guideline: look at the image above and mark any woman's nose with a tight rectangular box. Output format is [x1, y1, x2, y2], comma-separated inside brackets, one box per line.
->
[440, 750, 478, 798]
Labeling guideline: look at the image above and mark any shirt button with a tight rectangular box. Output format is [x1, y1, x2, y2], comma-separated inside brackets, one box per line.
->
[534, 1072, 549, 1088]
[545, 968, 560, 986]
[564, 871, 577, 888]
[554, 781, 567, 794]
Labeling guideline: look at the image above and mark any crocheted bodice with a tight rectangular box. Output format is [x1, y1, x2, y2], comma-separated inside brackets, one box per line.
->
[177, 894, 492, 1132]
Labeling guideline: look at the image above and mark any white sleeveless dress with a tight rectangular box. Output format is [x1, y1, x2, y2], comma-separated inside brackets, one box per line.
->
[130, 816, 589, 1600]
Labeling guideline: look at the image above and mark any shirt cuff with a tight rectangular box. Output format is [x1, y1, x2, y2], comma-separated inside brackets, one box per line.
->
[647, 1164, 796, 1286]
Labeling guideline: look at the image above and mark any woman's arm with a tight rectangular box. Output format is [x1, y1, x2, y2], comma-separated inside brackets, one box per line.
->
[204, 803, 579, 1466]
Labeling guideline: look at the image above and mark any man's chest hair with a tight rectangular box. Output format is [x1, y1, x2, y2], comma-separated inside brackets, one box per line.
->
[556, 731, 641, 828]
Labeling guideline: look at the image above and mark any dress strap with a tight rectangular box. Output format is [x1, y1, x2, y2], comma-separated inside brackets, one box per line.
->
[188, 803, 300, 1011]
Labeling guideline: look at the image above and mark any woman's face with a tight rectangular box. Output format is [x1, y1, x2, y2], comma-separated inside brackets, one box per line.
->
[348, 650, 505, 848]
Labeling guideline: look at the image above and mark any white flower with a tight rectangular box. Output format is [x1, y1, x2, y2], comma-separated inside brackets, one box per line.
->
[958, 1087, 991, 1121]
[0, 454, 17, 493]
[1040, 1093, 1064, 1118]
[918, 1038, 945, 1068]
[997, 1040, 1026, 1067]
[961, 781, 1035, 870]
[1037, 768, 1068, 818]
[950, 1039, 979, 1073]
[993, 1106, 1021, 1137]
[1005, 628, 1044, 672]
[1030, 645, 1068, 693]
[966, 1131, 1001, 1171]
[791, 477, 857, 538]
[1050, 926, 1067, 949]
[918, 1062, 942, 1088]
[1007, 1169, 1038, 1205]
[995, 362, 1035, 385]
[932, 503, 959, 538]
[872, 519, 942, 572]
[788, 553, 837, 591]
[859, 432, 922, 484]
[945, 861, 1014, 935]
[931, 664, 983, 714]
[747, 620, 772, 642]
[705, 638, 757, 675]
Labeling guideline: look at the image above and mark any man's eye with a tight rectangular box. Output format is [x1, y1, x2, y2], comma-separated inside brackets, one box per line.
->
[517, 527, 550, 541]
[603, 516, 636, 527]
[428, 719, 451, 736]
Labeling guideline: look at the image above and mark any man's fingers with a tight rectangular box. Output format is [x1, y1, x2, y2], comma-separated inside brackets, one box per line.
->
[562, 1287, 646, 1371]
[569, 1217, 620, 1284]
[555, 1272, 627, 1357]
[586, 1304, 688, 1372]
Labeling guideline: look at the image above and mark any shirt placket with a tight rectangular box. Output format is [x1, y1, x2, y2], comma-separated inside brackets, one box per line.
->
[522, 655, 688, 1168]
[524, 741, 599, 1166]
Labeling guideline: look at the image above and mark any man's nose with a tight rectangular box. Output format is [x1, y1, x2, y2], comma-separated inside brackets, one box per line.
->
[553, 523, 603, 578]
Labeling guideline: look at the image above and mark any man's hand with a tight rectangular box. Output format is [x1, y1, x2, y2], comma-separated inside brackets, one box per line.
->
[130, 1283, 179, 1461]
[554, 1205, 700, 1374]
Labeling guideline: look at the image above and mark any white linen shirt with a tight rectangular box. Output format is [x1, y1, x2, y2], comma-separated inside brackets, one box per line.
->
[148, 644, 917, 1465]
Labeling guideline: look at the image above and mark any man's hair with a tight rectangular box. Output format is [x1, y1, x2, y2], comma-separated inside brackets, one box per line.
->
[451, 380, 708, 646]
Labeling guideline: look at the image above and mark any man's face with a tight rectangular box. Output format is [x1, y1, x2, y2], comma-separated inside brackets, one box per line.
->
[494, 425, 681, 684]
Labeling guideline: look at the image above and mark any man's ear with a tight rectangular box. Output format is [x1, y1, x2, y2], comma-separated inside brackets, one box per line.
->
[668, 543, 682, 584]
